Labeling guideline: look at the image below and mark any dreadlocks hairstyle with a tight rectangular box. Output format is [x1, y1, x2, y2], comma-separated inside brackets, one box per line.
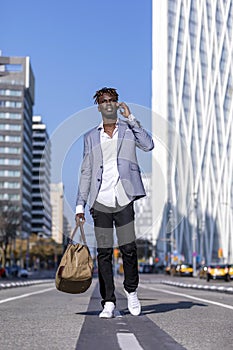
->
[93, 87, 119, 104]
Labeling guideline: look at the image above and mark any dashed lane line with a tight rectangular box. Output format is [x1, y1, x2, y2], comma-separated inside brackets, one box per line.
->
[76, 283, 187, 350]
[140, 285, 233, 311]
[0, 287, 55, 304]
[117, 333, 144, 350]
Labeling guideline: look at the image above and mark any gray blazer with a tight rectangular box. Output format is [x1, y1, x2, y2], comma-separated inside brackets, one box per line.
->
[76, 117, 154, 209]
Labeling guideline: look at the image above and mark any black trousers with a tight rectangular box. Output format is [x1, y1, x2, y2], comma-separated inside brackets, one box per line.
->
[91, 201, 139, 306]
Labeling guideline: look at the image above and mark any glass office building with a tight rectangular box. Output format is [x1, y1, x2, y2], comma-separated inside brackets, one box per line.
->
[152, 0, 233, 264]
[0, 55, 35, 239]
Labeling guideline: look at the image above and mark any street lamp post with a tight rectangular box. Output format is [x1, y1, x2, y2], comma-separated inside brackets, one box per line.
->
[192, 193, 198, 277]
[199, 217, 205, 264]
[192, 231, 197, 276]
[168, 208, 174, 263]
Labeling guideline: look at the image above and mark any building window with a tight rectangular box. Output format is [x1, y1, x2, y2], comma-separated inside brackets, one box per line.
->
[0, 101, 22, 108]
[0, 181, 20, 189]
[0, 89, 22, 97]
[0, 193, 20, 200]
[0, 170, 20, 177]
[0, 112, 21, 120]
[0, 158, 20, 165]
[0, 124, 21, 131]
[4, 64, 23, 72]
[0, 135, 21, 142]
[0, 147, 21, 154]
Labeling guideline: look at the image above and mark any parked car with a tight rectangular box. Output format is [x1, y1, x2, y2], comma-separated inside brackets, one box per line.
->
[227, 264, 233, 280]
[198, 265, 208, 279]
[18, 268, 29, 278]
[0, 267, 7, 278]
[206, 264, 230, 282]
[174, 263, 193, 277]
[139, 263, 157, 274]
[6, 265, 20, 277]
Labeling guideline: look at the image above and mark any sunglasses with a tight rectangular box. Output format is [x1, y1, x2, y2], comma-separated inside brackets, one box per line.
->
[99, 98, 117, 104]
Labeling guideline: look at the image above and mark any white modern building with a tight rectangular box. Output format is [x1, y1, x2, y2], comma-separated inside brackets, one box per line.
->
[50, 182, 64, 244]
[32, 116, 52, 237]
[152, 0, 233, 264]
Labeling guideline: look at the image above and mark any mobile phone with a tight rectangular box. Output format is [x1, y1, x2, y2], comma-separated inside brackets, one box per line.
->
[118, 105, 124, 114]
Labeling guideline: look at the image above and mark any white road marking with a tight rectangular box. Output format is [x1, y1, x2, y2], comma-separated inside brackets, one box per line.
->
[140, 285, 233, 311]
[117, 322, 127, 325]
[0, 287, 55, 304]
[117, 333, 143, 350]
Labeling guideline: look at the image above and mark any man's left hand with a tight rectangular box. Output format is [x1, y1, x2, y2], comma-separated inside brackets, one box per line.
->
[118, 102, 131, 118]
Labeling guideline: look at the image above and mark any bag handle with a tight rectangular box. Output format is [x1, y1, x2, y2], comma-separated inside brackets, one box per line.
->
[70, 222, 87, 245]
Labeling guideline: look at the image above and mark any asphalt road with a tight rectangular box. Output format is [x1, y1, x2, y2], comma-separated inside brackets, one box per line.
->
[0, 275, 233, 350]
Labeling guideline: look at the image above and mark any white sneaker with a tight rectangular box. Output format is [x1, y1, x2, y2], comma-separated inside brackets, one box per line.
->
[99, 302, 115, 318]
[124, 289, 141, 316]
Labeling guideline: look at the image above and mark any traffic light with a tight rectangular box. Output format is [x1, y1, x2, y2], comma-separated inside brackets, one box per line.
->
[218, 248, 223, 258]
[113, 248, 119, 259]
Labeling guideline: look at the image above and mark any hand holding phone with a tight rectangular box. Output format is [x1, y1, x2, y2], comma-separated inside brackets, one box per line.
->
[117, 102, 130, 118]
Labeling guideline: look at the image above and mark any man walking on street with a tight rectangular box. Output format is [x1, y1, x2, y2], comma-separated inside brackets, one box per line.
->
[75, 87, 154, 318]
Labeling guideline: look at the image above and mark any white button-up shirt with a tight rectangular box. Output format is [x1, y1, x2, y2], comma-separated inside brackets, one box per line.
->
[95, 120, 130, 208]
[76, 116, 135, 214]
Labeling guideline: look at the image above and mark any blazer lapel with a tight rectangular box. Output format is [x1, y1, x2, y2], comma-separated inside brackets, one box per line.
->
[117, 120, 127, 154]
[92, 127, 101, 147]
[91, 121, 127, 156]
[91, 127, 102, 160]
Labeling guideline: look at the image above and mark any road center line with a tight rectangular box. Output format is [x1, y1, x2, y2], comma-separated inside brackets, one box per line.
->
[0, 287, 55, 304]
[117, 333, 143, 350]
[140, 285, 233, 311]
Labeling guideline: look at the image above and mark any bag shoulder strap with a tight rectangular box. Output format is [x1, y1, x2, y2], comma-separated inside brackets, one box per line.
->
[70, 222, 87, 245]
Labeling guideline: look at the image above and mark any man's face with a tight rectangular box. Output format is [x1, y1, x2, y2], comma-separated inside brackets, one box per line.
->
[98, 93, 118, 120]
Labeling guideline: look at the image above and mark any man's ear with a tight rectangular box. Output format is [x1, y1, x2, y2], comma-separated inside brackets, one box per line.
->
[98, 105, 101, 112]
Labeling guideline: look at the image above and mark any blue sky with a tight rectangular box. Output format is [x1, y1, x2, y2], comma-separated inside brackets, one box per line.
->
[1, 0, 152, 132]
[1, 0, 152, 223]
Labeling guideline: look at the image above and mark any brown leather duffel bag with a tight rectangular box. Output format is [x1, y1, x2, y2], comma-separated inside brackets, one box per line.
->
[55, 223, 93, 294]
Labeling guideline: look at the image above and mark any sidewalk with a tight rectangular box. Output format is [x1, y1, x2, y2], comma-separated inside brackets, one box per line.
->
[161, 279, 233, 294]
[0, 269, 56, 290]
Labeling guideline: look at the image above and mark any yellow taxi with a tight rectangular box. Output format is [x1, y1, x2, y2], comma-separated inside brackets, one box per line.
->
[206, 264, 230, 282]
[175, 263, 193, 277]
[228, 264, 233, 280]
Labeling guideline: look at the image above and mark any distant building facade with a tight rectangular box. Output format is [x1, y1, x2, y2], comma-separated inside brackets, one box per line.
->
[32, 115, 51, 237]
[50, 183, 64, 244]
[134, 173, 152, 241]
[152, 1, 233, 264]
[0, 54, 35, 238]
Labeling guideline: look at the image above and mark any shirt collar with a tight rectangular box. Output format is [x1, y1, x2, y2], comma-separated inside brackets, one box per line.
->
[97, 119, 119, 130]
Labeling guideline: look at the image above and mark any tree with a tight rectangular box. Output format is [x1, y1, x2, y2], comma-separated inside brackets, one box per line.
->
[0, 200, 21, 266]
[29, 236, 63, 269]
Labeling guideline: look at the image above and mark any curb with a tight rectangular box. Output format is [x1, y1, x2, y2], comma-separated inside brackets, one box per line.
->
[0, 279, 54, 290]
[161, 280, 233, 294]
